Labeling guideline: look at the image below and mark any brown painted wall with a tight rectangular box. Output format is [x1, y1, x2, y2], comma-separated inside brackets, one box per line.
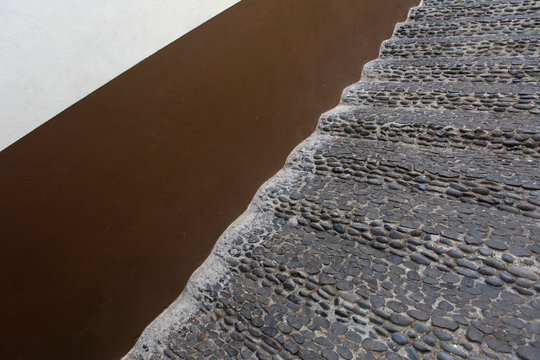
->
[0, 0, 417, 359]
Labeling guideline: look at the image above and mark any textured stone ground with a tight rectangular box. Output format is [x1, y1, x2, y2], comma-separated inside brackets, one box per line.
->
[125, 0, 540, 359]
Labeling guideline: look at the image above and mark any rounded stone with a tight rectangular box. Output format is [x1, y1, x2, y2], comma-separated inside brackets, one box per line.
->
[322, 349, 339, 360]
[500, 272, 516, 283]
[486, 338, 512, 353]
[392, 333, 408, 345]
[412, 341, 430, 352]
[437, 352, 454, 360]
[408, 309, 430, 321]
[466, 326, 484, 343]
[507, 266, 538, 280]
[502, 254, 515, 263]
[516, 346, 540, 360]
[337, 345, 353, 360]
[486, 239, 508, 251]
[391, 313, 411, 326]
[362, 339, 388, 352]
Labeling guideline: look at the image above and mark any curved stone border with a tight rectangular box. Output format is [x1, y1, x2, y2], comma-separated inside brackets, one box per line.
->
[122, 132, 327, 359]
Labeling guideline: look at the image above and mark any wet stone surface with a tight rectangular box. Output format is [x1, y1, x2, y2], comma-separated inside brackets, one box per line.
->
[127, 0, 539, 359]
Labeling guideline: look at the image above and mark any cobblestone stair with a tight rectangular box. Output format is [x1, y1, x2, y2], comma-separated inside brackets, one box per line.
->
[125, 1, 540, 359]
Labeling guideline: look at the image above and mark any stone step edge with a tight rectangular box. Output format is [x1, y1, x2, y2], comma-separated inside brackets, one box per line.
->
[120, 127, 335, 358]
[394, 23, 540, 40]
[317, 117, 540, 159]
[342, 79, 540, 93]
[382, 33, 540, 48]
[361, 59, 539, 85]
[416, 0, 537, 9]
[316, 104, 540, 157]
[394, 14, 540, 38]
[421, 0, 534, 5]
[364, 57, 540, 69]
[340, 81, 539, 103]
[319, 104, 540, 133]
[285, 133, 540, 217]
[407, 2, 540, 21]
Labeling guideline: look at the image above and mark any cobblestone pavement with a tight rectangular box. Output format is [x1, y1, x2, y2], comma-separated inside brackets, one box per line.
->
[125, 1, 540, 359]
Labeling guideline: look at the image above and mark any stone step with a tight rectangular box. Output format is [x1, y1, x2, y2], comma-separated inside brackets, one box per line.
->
[287, 136, 540, 218]
[380, 35, 539, 60]
[362, 58, 539, 85]
[408, 1, 539, 22]
[318, 105, 539, 158]
[394, 16, 540, 39]
[340, 82, 540, 116]
[272, 181, 540, 273]
[422, 0, 534, 6]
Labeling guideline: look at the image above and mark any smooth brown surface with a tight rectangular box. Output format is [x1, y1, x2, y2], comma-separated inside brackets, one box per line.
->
[0, 1, 417, 359]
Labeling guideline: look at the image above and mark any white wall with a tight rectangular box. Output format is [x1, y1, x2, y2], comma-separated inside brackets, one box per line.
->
[0, 0, 240, 151]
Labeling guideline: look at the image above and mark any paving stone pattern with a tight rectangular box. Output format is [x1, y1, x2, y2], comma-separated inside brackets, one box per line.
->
[126, 1, 540, 359]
